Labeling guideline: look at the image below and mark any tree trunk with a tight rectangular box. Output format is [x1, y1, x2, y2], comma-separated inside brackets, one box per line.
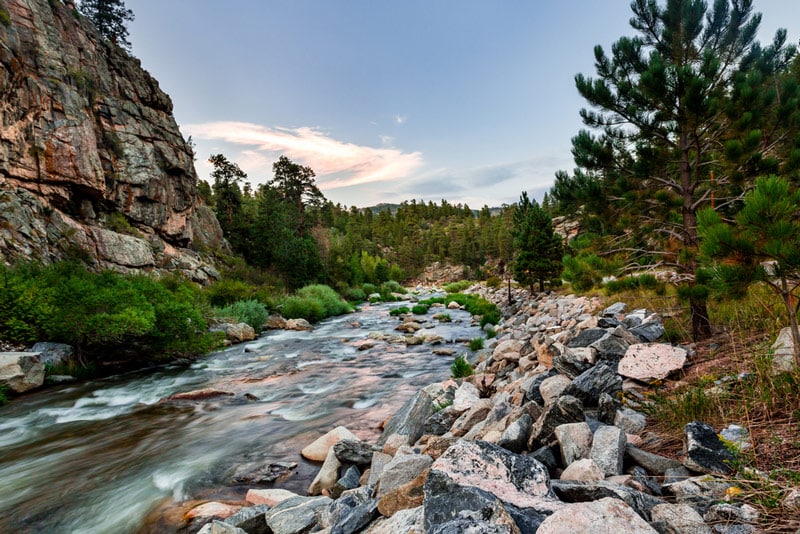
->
[780, 276, 800, 367]
[539, 278, 545, 293]
[690, 297, 711, 341]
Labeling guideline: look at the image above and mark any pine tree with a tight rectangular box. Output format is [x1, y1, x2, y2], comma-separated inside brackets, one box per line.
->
[269, 156, 325, 236]
[698, 176, 800, 366]
[512, 192, 563, 293]
[555, 0, 796, 340]
[79, 0, 135, 51]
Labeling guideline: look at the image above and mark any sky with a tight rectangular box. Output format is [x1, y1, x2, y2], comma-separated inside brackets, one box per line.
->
[126, 1, 799, 209]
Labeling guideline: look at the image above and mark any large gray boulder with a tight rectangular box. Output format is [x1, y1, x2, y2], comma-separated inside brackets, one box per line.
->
[551, 479, 665, 520]
[562, 362, 622, 406]
[263, 496, 331, 534]
[590, 425, 626, 476]
[379, 388, 436, 446]
[209, 323, 256, 344]
[537, 497, 657, 534]
[0, 352, 45, 393]
[30, 342, 73, 367]
[528, 395, 585, 450]
[683, 421, 735, 475]
[424, 440, 562, 533]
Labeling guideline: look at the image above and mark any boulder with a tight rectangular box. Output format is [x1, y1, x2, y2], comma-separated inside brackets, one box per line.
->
[562, 362, 622, 406]
[590, 326, 640, 363]
[537, 497, 657, 534]
[379, 389, 436, 446]
[498, 413, 532, 454]
[629, 320, 666, 343]
[625, 446, 684, 475]
[264, 315, 288, 330]
[618, 343, 687, 382]
[450, 399, 493, 438]
[308, 447, 342, 495]
[302, 426, 359, 461]
[0, 352, 45, 393]
[554, 423, 593, 466]
[320, 487, 378, 533]
[597, 392, 621, 425]
[719, 424, 751, 452]
[263, 496, 332, 534]
[683, 421, 734, 475]
[452, 381, 481, 412]
[603, 302, 628, 317]
[377, 453, 433, 497]
[362, 506, 423, 534]
[539, 375, 572, 405]
[424, 407, 461, 436]
[552, 346, 593, 378]
[704, 503, 760, 525]
[591, 425, 626, 476]
[650, 503, 711, 533]
[246, 489, 299, 507]
[333, 439, 382, 466]
[567, 329, 608, 349]
[286, 318, 313, 331]
[222, 505, 271, 534]
[523, 368, 559, 404]
[209, 323, 256, 343]
[614, 407, 647, 435]
[551, 479, 665, 519]
[30, 342, 74, 367]
[770, 326, 795, 374]
[424, 440, 562, 533]
[367, 452, 394, 486]
[377, 468, 428, 517]
[186, 502, 242, 520]
[663, 475, 733, 505]
[528, 395, 585, 450]
[559, 458, 604, 482]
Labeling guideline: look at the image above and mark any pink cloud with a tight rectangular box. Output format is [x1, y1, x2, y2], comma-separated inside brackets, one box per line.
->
[185, 121, 423, 189]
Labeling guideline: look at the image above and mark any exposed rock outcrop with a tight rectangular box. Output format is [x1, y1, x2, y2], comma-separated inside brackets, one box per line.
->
[0, 0, 224, 281]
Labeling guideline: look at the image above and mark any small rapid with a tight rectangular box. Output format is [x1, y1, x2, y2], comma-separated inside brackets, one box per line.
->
[0, 301, 482, 533]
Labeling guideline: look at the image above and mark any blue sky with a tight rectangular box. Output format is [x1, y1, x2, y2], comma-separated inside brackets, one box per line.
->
[127, 1, 799, 208]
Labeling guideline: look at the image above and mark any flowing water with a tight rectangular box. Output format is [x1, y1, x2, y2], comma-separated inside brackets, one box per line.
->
[0, 301, 481, 533]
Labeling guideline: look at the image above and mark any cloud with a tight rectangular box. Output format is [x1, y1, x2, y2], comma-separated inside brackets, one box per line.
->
[185, 121, 423, 189]
[394, 114, 406, 125]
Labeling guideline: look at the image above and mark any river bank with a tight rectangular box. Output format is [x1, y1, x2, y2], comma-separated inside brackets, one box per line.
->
[179, 284, 782, 533]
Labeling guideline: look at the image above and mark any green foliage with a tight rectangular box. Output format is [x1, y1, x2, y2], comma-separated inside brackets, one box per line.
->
[485, 326, 497, 339]
[213, 299, 268, 331]
[469, 337, 484, 351]
[79, 0, 135, 51]
[450, 356, 474, 378]
[0, 6, 10, 26]
[279, 284, 352, 323]
[204, 279, 259, 307]
[444, 280, 471, 293]
[445, 293, 501, 327]
[511, 192, 564, 292]
[389, 306, 410, 316]
[604, 274, 664, 295]
[341, 286, 366, 303]
[643, 386, 719, 431]
[103, 212, 139, 236]
[362, 283, 377, 296]
[0, 262, 218, 360]
[411, 304, 429, 315]
[485, 276, 502, 289]
[434, 313, 452, 322]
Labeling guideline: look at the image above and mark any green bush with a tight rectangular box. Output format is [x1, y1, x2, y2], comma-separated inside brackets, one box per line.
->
[446, 293, 501, 327]
[469, 337, 484, 350]
[485, 276, 502, 289]
[0, 384, 8, 405]
[390, 306, 410, 316]
[444, 280, 471, 293]
[214, 299, 268, 331]
[604, 274, 664, 295]
[411, 304, 429, 315]
[451, 356, 474, 378]
[435, 313, 452, 322]
[362, 283, 377, 296]
[204, 279, 258, 307]
[485, 326, 497, 339]
[0, 262, 219, 360]
[342, 286, 366, 303]
[296, 284, 352, 316]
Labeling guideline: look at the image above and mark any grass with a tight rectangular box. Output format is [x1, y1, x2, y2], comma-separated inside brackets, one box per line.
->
[469, 337, 484, 351]
[451, 355, 473, 378]
[434, 313, 452, 322]
[617, 282, 800, 530]
[412, 304, 429, 315]
[213, 299, 268, 331]
[390, 306, 410, 316]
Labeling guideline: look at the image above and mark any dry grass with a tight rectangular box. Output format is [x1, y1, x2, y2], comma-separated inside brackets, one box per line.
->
[608, 284, 800, 530]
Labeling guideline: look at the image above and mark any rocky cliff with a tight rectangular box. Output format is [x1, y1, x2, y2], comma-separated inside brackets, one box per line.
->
[0, 0, 225, 281]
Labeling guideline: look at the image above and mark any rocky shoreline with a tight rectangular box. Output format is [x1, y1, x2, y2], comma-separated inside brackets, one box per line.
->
[182, 285, 773, 534]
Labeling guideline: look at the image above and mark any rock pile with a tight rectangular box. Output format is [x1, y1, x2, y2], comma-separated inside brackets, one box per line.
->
[192, 288, 764, 534]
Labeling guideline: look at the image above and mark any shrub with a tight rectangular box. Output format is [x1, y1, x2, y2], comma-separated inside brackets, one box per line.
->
[446, 293, 501, 327]
[0, 8, 10, 27]
[451, 356, 474, 378]
[444, 280, 471, 293]
[485, 326, 497, 339]
[604, 274, 664, 295]
[342, 286, 366, 303]
[469, 337, 484, 351]
[213, 299, 268, 331]
[362, 283, 377, 296]
[280, 295, 326, 323]
[486, 276, 502, 289]
[296, 284, 352, 316]
[390, 306, 410, 316]
[435, 313, 452, 322]
[204, 279, 258, 307]
[411, 304, 429, 315]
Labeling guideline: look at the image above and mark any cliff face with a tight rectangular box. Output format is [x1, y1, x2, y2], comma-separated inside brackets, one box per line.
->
[0, 0, 225, 281]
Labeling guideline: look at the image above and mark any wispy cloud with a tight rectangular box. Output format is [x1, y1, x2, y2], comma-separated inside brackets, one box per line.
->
[185, 121, 423, 189]
[394, 114, 406, 125]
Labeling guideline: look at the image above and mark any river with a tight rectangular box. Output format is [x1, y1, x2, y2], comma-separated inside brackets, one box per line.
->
[0, 300, 482, 533]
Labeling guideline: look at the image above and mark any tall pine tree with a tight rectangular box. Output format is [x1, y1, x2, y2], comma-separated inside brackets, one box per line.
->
[512, 192, 563, 293]
[79, 0, 135, 51]
[554, 0, 796, 340]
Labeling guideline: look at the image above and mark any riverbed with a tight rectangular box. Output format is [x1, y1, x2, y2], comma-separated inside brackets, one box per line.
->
[0, 301, 482, 533]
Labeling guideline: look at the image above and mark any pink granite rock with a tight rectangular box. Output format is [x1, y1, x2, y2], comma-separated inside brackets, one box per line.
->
[618, 343, 687, 382]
